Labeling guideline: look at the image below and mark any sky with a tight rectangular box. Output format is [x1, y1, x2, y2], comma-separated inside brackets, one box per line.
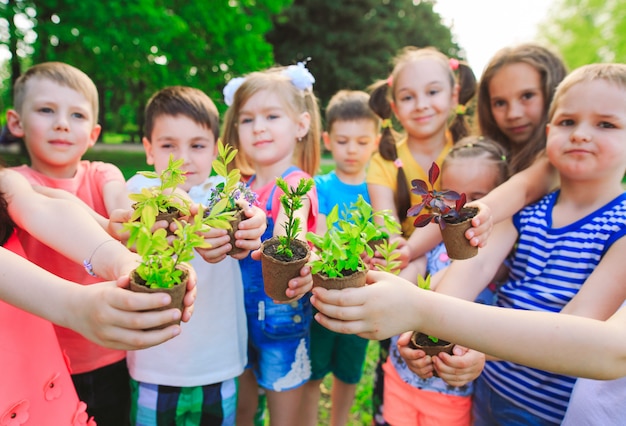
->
[433, 0, 555, 78]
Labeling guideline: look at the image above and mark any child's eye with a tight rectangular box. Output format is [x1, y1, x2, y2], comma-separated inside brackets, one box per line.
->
[521, 92, 536, 101]
[492, 100, 505, 109]
[598, 121, 616, 129]
[192, 143, 207, 149]
[38, 107, 54, 114]
[336, 139, 348, 145]
[267, 114, 280, 120]
[557, 119, 574, 126]
[71, 112, 86, 119]
[399, 95, 413, 102]
[239, 117, 253, 125]
[428, 89, 440, 96]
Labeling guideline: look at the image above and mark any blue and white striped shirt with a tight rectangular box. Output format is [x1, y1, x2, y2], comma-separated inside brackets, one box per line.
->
[482, 190, 626, 424]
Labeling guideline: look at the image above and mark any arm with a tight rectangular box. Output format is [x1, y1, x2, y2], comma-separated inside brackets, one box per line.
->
[311, 271, 626, 380]
[0, 247, 183, 350]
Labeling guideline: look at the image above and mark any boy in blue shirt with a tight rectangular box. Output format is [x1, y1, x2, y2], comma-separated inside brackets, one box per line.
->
[301, 90, 379, 426]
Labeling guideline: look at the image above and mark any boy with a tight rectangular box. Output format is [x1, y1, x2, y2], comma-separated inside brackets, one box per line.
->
[6, 62, 134, 425]
[300, 90, 379, 426]
[125, 86, 267, 425]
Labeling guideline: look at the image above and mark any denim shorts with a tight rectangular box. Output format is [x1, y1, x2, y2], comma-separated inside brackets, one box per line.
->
[246, 297, 312, 392]
[473, 376, 558, 426]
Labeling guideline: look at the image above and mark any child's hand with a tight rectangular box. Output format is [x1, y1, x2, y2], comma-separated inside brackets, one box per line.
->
[311, 271, 421, 340]
[250, 249, 313, 302]
[432, 346, 485, 387]
[107, 208, 133, 242]
[230, 205, 266, 260]
[464, 200, 492, 248]
[71, 277, 188, 350]
[397, 331, 435, 379]
[195, 228, 231, 263]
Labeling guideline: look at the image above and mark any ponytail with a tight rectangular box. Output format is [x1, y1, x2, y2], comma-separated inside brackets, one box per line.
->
[368, 80, 411, 224]
[448, 61, 477, 142]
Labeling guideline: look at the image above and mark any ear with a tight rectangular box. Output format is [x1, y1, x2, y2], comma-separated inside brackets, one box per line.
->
[390, 100, 398, 116]
[87, 124, 101, 148]
[142, 137, 155, 165]
[6, 110, 25, 138]
[296, 111, 311, 140]
[451, 83, 460, 108]
[545, 123, 551, 136]
[322, 131, 332, 151]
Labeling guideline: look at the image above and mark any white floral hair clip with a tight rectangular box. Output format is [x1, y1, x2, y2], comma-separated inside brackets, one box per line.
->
[222, 61, 315, 107]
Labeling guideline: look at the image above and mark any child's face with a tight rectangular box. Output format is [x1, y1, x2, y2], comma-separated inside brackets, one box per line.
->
[546, 79, 626, 181]
[488, 62, 545, 146]
[7, 77, 100, 176]
[391, 58, 457, 141]
[143, 114, 217, 192]
[441, 157, 500, 202]
[323, 119, 379, 179]
[236, 89, 310, 171]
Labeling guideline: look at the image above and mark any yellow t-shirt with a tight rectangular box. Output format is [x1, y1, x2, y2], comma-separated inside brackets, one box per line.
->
[366, 135, 453, 237]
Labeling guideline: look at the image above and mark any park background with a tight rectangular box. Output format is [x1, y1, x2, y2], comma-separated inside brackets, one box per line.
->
[1, 0, 626, 424]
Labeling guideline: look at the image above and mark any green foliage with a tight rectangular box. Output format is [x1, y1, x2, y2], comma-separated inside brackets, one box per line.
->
[275, 177, 314, 259]
[415, 274, 438, 343]
[538, 0, 626, 69]
[128, 155, 191, 229]
[372, 239, 402, 275]
[268, 0, 461, 107]
[204, 139, 258, 228]
[306, 195, 400, 278]
[125, 209, 210, 289]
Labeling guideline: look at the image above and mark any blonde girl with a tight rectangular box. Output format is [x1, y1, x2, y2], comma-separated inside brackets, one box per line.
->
[221, 62, 320, 426]
[365, 46, 478, 425]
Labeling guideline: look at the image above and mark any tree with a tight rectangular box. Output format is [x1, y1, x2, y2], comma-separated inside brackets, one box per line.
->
[537, 0, 626, 69]
[266, 0, 461, 109]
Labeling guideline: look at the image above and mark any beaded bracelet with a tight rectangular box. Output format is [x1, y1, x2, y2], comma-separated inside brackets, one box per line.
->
[83, 239, 118, 277]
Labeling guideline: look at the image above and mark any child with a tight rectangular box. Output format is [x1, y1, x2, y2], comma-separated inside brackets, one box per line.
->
[125, 86, 268, 425]
[221, 62, 319, 426]
[383, 136, 508, 426]
[315, 63, 626, 426]
[1, 166, 196, 424]
[365, 46, 477, 425]
[300, 90, 379, 426]
[6, 62, 135, 425]
[477, 43, 567, 175]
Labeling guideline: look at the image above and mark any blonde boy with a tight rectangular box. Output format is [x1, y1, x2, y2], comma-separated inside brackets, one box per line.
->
[7, 62, 133, 425]
[300, 90, 379, 426]
[126, 86, 266, 425]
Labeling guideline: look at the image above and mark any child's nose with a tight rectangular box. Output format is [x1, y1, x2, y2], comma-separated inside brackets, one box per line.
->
[506, 101, 523, 119]
[53, 115, 70, 131]
[570, 124, 591, 143]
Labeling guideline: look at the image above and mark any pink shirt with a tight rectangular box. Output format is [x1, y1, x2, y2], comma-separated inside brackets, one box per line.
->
[13, 161, 126, 374]
[1, 231, 94, 425]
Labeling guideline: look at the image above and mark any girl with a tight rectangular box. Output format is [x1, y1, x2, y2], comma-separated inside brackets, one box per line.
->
[477, 42, 567, 175]
[365, 46, 478, 425]
[221, 62, 320, 426]
[0, 166, 195, 423]
[383, 136, 508, 426]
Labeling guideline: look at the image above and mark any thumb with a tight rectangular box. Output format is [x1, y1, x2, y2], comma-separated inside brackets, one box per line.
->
[453, 344, 468, 356]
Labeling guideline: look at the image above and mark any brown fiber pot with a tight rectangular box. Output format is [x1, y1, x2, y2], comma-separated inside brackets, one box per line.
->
[408, 331, 455, 377]
[440, 207, 479, 260]
[226, 208, 246, 256]
[129, 268, 187, 330]
[313, 268, 367, 290]
[260, 236, 310, 302]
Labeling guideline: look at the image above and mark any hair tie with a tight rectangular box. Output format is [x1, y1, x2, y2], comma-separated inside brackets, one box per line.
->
[381, 118, 392, 129]
[449, 58, 460, 71]
[223, 77, 246, 107]
[393, 158, 403, 169]
[386, 75, 393, 87]
[455, 104, 467, 115]
[501, 155, 507, 162]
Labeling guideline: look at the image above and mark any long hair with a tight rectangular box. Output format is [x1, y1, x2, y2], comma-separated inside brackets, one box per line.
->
[368, 46, 476, 224]
[0, 166, 15, 246]
[222, 67, 321, 177]
[477, 43, 567, 174]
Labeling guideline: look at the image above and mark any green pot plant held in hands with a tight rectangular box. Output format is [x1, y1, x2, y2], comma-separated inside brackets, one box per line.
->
[205, 139, 258, 255]
[407, 162, 478, 260]
[408, 274, 455, 369]
[306, 195, 401, 290]
[124, 208, 211, 330]
[129, 155, 192, 233]
[260, 177, 313, 302]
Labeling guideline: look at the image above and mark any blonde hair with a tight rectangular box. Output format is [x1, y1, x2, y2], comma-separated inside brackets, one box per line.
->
[548, 63, 626, 121]
[222, 67, 321, 177]
[13, 62, 99, 124]
[443, 136, 509, 187]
